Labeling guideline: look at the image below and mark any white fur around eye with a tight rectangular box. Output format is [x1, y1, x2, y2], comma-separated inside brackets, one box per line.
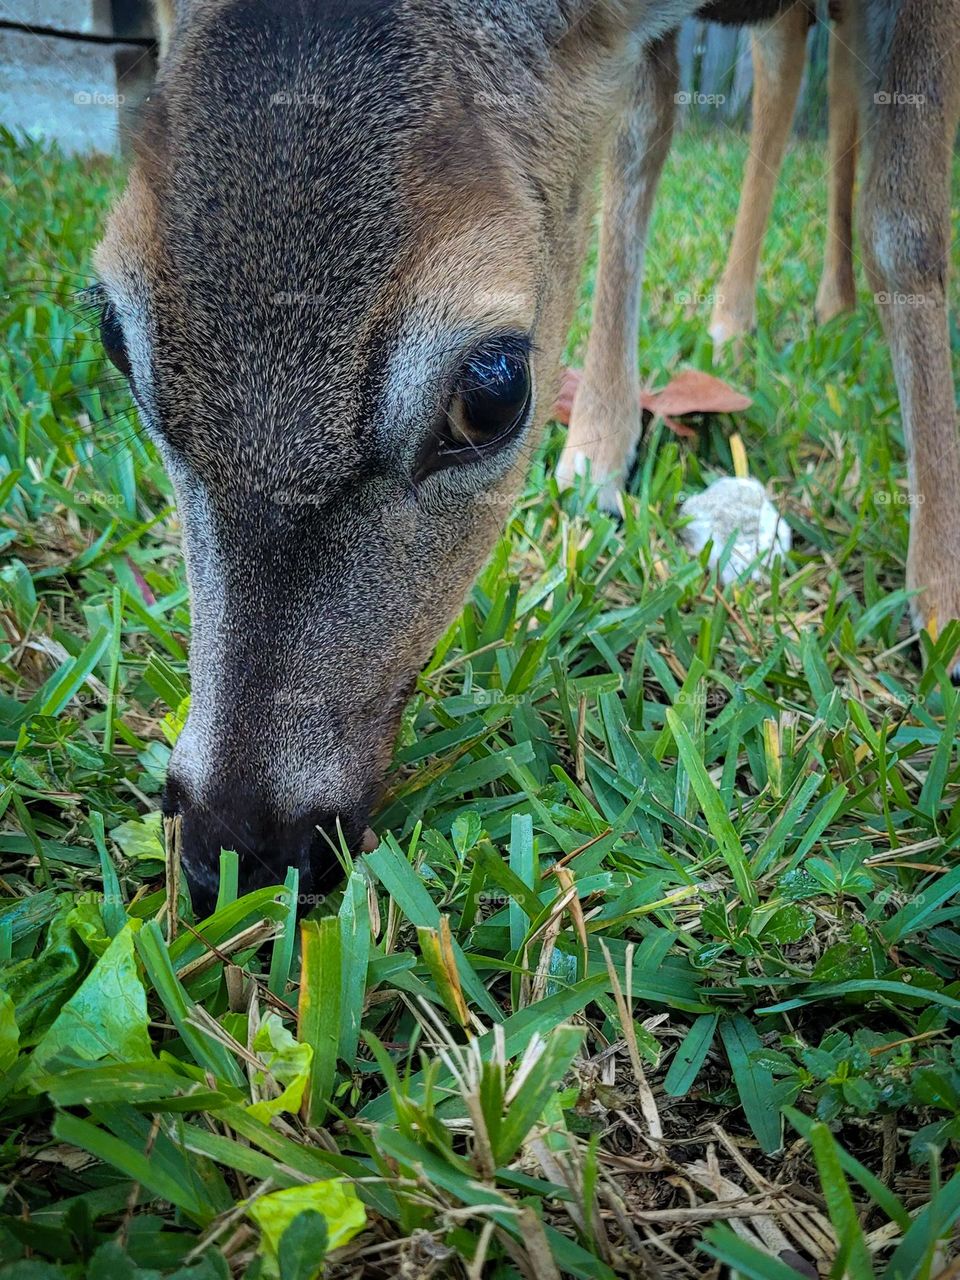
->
[95, 271, 159, 429]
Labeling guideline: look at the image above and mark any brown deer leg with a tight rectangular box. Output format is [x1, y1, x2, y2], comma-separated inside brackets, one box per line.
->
[556, 33, 677, 510]
[855, 0, 960, 670]
[709, 2, 811, 346]
[814, 3, 858, 324]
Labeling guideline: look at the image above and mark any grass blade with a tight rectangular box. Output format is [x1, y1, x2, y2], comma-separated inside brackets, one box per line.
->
[807, 1122, 875, 1280]
[719, 1015, 782, 1154]
[666, 709, 757, 906]
[664, 1013, 718, 1097]
[299, 916, 341, 1126]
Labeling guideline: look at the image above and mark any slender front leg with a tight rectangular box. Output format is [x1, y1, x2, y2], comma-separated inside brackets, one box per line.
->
[556, 32, 677, 510]
[708, 1, 811, 346]
[814, 2, 858, 324]
[855, 0, 960, 670]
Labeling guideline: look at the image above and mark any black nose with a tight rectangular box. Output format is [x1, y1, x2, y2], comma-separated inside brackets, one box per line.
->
[162, 774, 361, 918]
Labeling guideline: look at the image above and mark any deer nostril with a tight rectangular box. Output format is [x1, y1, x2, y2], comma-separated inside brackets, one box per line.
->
[161, 769, 189, 821]
[161, 774, 372, 917]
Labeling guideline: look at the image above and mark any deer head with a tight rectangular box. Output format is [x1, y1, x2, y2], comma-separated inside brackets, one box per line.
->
[94, 0, 669, 913]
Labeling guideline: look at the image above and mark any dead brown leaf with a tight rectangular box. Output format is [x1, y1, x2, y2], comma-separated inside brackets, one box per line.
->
[552, 366, 752, 440]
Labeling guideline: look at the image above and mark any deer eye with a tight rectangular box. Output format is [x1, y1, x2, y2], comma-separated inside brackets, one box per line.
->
[100, 300, 132, 379]
[443, 335, 532, 453]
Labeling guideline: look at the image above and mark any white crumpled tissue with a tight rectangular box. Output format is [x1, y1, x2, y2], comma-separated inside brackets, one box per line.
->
[679, 476, 791, 586]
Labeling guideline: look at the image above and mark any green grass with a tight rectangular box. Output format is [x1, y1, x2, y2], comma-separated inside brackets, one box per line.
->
[2, 120, 960, 1279]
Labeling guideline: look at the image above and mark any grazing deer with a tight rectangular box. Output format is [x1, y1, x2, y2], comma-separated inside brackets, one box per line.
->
[708, 0, 859, 345]
[93, 0, 960, 912]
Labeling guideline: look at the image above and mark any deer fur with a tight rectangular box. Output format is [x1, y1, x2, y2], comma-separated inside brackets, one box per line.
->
[94, 0, 959, 911]
[709, 0, 859, 345]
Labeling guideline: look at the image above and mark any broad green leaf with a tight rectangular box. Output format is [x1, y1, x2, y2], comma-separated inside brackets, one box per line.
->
[246, 1182, 365, 1278]
[109, 812, 165, 863]
[451, 811, 482, 857]
[0, 899, 106, 1043]
[277, 1211, 328, 1280]
[508, 812, 536, 958]
[27, 923, 151, 1083]
[247, 1013, 312, 1124]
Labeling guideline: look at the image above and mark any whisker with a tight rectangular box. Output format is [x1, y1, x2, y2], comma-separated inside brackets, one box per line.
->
[8, 241, 98, 285]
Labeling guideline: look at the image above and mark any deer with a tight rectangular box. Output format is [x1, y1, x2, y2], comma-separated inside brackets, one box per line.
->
[92, 0, 960, 914]
[708, 0, 858, 346]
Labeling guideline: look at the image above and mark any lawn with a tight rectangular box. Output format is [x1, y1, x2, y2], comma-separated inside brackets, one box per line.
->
[1, 120, 960, 1280]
